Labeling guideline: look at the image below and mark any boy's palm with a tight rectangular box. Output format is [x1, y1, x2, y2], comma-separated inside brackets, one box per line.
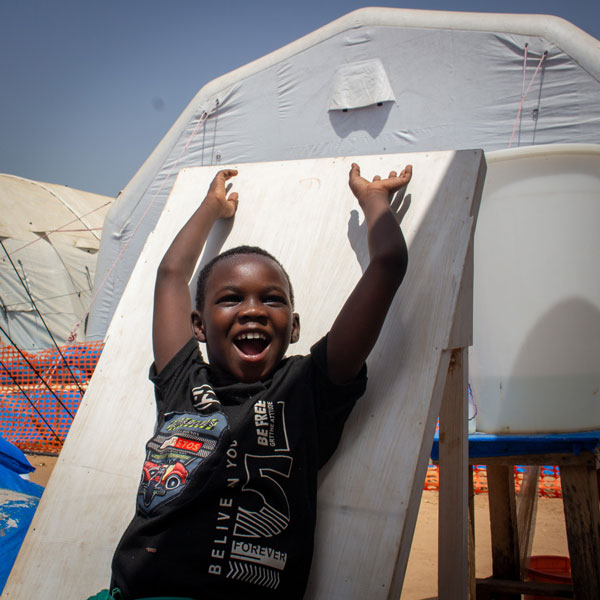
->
[349, 163, 412, 203]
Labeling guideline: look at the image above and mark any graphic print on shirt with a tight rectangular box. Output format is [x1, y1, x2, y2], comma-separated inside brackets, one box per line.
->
[137, 409, 228, 514]
[191, 383, 221, 413]
[209, 399, 293, 590]
[253, 399, 289, 452]
[233, 453, 293, 538]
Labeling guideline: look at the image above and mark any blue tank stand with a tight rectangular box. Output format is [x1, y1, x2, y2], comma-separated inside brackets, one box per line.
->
[431, 429, 600, 599]
[431, 430, 600, 461]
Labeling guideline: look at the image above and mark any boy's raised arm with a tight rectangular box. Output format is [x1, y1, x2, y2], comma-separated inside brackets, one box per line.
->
[153, 169, 238, 373]
[326, 163, 412, 384]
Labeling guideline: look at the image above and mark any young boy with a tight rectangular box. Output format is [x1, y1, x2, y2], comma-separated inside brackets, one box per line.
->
[106, 162, 412, 599]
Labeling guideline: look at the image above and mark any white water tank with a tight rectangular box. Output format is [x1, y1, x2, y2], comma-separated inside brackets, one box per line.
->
[471, 144, 600, 433]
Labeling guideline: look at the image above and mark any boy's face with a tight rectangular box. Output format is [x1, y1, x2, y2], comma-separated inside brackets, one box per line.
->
[192, 254, 300, 383]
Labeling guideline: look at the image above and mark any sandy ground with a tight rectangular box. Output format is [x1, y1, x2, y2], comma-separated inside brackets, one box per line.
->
[25, 455, 569, 599]
[403, 491, 568, 599]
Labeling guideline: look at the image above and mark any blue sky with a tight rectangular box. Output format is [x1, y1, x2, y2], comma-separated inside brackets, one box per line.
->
[1, 0, 598, 197]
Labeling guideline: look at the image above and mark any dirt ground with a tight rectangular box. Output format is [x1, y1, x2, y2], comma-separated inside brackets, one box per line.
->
[26, 454, 58, 488]
[25, 455, 569, 599]
[403, 490, 568, 599]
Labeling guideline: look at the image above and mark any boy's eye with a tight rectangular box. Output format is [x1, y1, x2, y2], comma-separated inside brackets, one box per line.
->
[263, 295, 287, 305]
[216, 294, 242, 305]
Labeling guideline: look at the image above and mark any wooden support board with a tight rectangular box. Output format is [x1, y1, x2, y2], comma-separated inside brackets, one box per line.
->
[557, 465, 600, 598]
[438, 348, 470, 599]
[4, 151, 485, 599]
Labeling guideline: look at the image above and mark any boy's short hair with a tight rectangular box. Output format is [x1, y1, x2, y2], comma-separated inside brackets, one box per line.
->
[195, 246, 295, 311]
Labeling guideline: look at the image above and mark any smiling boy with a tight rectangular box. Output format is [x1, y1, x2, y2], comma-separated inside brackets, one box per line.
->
[192, 248, 300, 384]
[106, 163, 412, 599]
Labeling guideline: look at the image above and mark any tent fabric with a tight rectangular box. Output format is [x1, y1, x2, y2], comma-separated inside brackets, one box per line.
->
[87, 8, 600, 341]
[328, 58, 396, 110]
[0, 174, 113, 350]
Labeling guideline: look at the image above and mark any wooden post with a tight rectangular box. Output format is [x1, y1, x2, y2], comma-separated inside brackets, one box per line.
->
[469, 468, 476, 600]
[487, 464, 521, 600]
[438, 347, 469, 599]
[561, 464, 600, 599]
[517, 465, 540, 576]
[436, 159, 482, 599]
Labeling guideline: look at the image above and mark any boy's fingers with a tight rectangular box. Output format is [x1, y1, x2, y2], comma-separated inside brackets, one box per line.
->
[218, 169, 238, 180]
[222, 192, 239, 218]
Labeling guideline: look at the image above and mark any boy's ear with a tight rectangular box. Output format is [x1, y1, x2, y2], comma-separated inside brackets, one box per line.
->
[191, 311, 207, 343]
[290, 313, 300, 344]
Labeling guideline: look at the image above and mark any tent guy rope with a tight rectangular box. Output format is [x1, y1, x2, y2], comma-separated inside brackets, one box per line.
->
[67, 99, 220, 343]
[10, 201, 111, 256]
[509, 45, 548, 148]
[0, 357, 64, 445]
[1, 173, 104, 242]
[0, 240, 85, 396]
[0, 323, 75, 419]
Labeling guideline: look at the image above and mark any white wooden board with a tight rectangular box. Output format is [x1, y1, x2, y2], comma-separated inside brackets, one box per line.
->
[4, 151, 484, 599]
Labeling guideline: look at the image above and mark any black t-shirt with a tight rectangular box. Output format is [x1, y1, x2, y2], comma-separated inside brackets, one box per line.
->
[110, 337, 366, 599]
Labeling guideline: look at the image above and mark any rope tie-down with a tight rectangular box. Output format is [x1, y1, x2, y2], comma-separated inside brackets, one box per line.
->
[68, 99, 221, 344]
[509, 44, 548, 148]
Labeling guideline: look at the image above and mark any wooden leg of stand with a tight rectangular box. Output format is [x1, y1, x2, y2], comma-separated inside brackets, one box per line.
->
[560, 465, 600, 599]
[469, 467, 476, 600]
[516, 465, 540, 577]
[487, 464, 521, 600]
[438, 348, 469, 600]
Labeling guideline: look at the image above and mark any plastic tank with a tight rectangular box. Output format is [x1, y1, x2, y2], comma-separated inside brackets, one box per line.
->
[471, 144, 600, 433]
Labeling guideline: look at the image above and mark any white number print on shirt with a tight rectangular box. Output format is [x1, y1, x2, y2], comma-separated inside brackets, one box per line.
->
[210, 399, 293, 590]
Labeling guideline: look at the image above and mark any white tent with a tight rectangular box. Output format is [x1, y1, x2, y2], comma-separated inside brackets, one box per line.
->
[87, 7, 600, 340]
[0, 174, 113, 351]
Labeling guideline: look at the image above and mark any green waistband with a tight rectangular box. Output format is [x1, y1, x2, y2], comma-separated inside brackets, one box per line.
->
[88, 590, 195, 600]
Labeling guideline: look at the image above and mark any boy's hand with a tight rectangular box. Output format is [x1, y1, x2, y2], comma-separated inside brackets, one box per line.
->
[348, 163, 412, 206]
[327, 162, 411, 384]
[205, 169, 239, 218]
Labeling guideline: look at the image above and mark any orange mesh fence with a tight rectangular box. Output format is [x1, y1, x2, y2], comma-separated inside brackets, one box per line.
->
[1, 339, 564, 497]
[424, 462, 562, 498]
[0, 341, 104, 454]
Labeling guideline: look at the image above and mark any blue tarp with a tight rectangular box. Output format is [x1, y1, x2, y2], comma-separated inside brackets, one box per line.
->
[0, 435, 35, 474]
[0, 437, 43, 593]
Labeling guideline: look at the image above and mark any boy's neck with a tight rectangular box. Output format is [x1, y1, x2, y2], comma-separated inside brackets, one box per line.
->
[207, 358, 285, 388]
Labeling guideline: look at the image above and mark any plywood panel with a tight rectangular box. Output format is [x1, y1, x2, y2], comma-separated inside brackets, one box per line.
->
[4, 151, 484, 598]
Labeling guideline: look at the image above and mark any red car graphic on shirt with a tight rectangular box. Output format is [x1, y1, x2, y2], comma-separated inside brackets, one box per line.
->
[137, 410, 229, 513]
[141, 460, 189, 506]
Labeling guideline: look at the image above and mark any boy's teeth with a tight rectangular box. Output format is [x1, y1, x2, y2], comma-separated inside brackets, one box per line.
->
[234, 331, 269, 357]
[236, 332, 267, 341]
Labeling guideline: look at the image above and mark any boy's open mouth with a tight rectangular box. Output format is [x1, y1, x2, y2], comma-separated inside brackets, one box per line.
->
[233, 331, 270, 359]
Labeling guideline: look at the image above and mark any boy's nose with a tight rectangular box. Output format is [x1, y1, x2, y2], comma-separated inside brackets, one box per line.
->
[238, 299, 267, 322]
